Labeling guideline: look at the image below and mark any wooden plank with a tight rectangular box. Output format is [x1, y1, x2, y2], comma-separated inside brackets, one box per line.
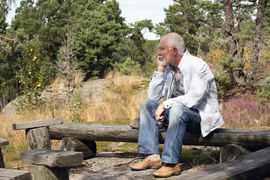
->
[48, 122, 270, 149]
[21, 150, 83, 167]
[12, 118, 63, 130]
[0, 168, 32, 180]
[176, 147, 270, 180]
[0, 138, 8, 147]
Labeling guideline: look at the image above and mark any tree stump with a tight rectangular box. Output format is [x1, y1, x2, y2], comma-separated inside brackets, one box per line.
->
[59, 137, 96, 159]
[220, 144, 251, 163]
[26, 127, 51, 151]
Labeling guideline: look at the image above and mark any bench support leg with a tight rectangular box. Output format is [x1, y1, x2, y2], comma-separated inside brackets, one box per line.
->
[30, 165, 69, 180]
[26, 127, 51, 151]
[59, 137, 96, 159]
[0, 147, 4, 168]
[220, 144, 250, 163]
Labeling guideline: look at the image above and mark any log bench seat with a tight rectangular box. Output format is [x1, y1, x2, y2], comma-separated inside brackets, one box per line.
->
[0, 168, 32, 180]
[177, 147, 270, 180]
[21, 150, 83, 180]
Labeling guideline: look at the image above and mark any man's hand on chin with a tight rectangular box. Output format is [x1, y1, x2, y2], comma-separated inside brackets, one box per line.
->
[155, 103, 165, 122]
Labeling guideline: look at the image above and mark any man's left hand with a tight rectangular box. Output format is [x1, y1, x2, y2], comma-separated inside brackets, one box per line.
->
[155, 103, 165, 122]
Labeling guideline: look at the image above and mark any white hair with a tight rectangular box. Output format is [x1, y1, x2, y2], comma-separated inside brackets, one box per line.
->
[167, 33, 185, 55]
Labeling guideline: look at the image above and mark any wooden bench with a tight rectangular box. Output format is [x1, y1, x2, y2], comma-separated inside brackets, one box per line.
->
[0, 138, 9, 168]
[21, 150, 83, 180]
[13, 118, 270, 179]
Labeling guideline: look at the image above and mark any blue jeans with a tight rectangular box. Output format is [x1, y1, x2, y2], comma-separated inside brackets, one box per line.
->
[137, 99, 201, 164]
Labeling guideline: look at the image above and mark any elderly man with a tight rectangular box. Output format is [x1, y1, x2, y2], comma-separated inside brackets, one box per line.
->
[129, 33, 224, 177]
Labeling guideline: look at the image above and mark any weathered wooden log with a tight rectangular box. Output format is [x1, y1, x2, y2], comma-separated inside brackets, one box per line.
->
[13, 118, 63, 130]
[26, 127, 51, 151]
[0, 148, 4, 168]
[21, 150, 83, 180]
[21, 150, 83, 167]
[220, 144, 251, 163]
[29, 165, 68, 180]
[49, 122, 270, 149]
[0, 168, 32, 180]
[59, 137, 96, 159]
[0, 138, 9, 168]
[24, 127, 51, 180]
[177, 147, 270, 180]
[0, 138, 9, 147]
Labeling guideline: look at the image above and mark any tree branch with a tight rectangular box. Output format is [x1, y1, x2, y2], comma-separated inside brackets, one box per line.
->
[0, 35, 18, 42]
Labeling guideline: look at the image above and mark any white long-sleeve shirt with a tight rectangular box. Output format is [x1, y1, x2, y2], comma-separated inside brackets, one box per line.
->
[148, 50, 224, 137]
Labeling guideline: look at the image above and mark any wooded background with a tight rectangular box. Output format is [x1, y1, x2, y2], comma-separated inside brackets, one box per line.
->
[0, 0, 269, 111]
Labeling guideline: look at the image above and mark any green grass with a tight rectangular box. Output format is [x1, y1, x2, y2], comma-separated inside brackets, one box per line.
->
[96, 141, 219, 165]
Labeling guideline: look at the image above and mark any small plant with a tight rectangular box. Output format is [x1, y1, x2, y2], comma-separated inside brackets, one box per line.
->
[15, 37, 53, 111]
[113, 57, 141, 75]
[221, 93, 270, 129]
[56, 31, 78, 100]
[69, 91, 85, 123]
[258, 73, 270, 103]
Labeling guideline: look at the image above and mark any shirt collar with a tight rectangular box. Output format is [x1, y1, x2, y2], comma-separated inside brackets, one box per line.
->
[178, 49, 190, 69]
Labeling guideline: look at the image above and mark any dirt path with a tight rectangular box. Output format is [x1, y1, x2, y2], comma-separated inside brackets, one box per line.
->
[69, 151, 210, 180]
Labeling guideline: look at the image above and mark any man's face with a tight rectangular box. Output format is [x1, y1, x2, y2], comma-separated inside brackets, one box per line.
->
[157, 38, 174, 65]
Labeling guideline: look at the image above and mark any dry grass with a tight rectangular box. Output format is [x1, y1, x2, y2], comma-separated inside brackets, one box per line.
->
[83, 71, 147, 124]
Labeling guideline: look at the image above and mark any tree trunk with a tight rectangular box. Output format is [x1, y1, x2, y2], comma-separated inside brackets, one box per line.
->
[253, 0, 268, 62]
[224, 0, 237, 87]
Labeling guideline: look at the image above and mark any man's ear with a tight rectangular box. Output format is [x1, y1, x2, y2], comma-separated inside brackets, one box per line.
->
[173, 47, 178, 55]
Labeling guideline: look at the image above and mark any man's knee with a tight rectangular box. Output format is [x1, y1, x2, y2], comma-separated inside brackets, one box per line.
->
[140, 99, 159, 110]
[168, 104, 187, 124]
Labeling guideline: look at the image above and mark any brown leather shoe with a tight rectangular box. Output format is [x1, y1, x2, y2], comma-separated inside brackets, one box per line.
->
[153, 163, 181, 178]
[129, 155, 162, 171]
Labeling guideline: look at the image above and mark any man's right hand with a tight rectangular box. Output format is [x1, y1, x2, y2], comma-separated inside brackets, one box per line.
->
[157, 56, 167, 72]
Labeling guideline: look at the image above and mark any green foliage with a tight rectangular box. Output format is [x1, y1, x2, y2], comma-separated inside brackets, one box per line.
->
[219, 55, 235, 70]
[214, 72, 231, 99]
[15, 37, 53, 110]
[0, 0, 8, 34]
[258, 73, 270, 103]
[113, 57, 141, 75]
[113, 19, 157, 76]
[69, 91, 85, 123]
[71, 0, 127, 78]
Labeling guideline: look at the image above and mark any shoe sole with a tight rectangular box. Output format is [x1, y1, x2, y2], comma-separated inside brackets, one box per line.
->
[153, 171, 181, 178]
[130, 165, 162, 171]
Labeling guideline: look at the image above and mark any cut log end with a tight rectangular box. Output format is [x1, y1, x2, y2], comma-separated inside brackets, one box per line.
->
[220, 144, 251, 163]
